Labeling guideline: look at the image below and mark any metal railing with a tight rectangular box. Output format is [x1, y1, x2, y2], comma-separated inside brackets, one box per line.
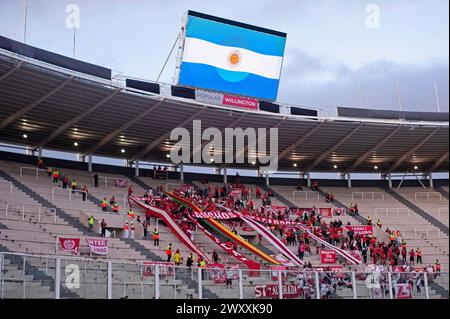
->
[352, 192, 385, 201]
[19, 167, 47, 180]
[1, 252, 447, 299]
[1, 202, 56, 223]
[292, 191, 320, 201]
[373, 207, 411, 219]
[94, 176, 130, 189]
[414, 192, 442, 201]
[51, 187, 87, 203]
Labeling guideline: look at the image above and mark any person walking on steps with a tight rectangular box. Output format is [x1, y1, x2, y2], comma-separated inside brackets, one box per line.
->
[153, 228, 159, 246]
[101, 219, 107, 237]
[165, 243, 172, 262]
[88, 215, 94, 232]
[130, 222, 135, 239]
[93, 173, 99, 188]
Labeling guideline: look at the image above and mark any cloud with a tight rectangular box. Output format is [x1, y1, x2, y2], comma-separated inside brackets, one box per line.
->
[278, 48, 449, 112]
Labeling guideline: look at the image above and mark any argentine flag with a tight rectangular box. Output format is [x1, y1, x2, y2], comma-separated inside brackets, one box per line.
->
[178, 14, 286, 101]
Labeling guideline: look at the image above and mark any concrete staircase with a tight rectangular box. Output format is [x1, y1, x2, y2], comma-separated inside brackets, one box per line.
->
[435, 186, 449, 200]
[315, 187, 367, 225]
[382, 186, 449, 236]
[0, 243, 81, 298]
[0, 169, 90, 236]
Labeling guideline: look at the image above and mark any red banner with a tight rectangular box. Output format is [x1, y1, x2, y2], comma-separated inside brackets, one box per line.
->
[332, 207, 346, 216]
[397, 284, 413, 299]
[345, 225, 374, 236]
[142, 262, 175, 277]
[348, 250, 362, 263]
[59, 237, 80, 255]
[255, 284, 301, 299]
[320, 250, 337, 264]
[269, 265, 288, 281]
[271, 254, 295, 267]
[270, 205, 288, 211]
[230, 189, 242, 198]
[85, 238, 108, 255]
[222, 94, 259, 110]
[187, 214, 261, 273]
[206, 264, 239, 284]
[319, 208, 332, 218]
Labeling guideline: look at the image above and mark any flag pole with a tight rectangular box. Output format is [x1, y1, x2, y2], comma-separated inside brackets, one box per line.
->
[434, 81, 440, 112]
[359, 79, 364, 109]
[23, 0, 28, 44]
[396, 80, 402, 111]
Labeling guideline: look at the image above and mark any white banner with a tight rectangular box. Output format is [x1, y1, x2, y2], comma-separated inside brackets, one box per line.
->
[86, 238, 108, 255]
[195, 89, 224, 106]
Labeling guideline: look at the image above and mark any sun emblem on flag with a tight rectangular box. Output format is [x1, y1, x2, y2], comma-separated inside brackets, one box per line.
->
[228, 50, 241, 68]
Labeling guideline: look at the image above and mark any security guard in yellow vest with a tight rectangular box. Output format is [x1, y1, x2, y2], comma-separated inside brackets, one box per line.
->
[88, 215, 94, 232]
[101, 198, 108, 211]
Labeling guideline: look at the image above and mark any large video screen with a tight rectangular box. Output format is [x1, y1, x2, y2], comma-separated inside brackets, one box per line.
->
[178, 11, 287, 101]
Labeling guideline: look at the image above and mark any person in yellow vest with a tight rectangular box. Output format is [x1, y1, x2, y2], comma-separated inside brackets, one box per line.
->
[101, 197, 108, 212]
[123, 221, 129, 238]
[70, 179, 77, 194]
[127, 209, 134, 219]
[367, 216, 372, 225]
[199, 258, 206, 280]
[52, 168, 60, 183]
[174, 249, 183, 266]
[416, 248, 422, 264]
[88, 215, 94, 232]
[112, 202, 119, 213]
[435, 259, 441, 275]
[389, 232, 395, 244]
[376, 219, 382, 229]
[152, 228, 159, 246]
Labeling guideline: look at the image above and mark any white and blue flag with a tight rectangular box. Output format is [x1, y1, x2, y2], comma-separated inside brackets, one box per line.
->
[178, 12, 287, 101]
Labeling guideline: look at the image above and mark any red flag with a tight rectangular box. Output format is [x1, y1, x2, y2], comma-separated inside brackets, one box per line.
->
[59, 237, 80, 255]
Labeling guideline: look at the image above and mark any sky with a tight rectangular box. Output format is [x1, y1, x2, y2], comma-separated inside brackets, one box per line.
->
[0, 0, 448, 111]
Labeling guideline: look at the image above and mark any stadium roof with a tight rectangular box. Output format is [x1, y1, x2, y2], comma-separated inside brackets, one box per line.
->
[0, 42, 448, 174]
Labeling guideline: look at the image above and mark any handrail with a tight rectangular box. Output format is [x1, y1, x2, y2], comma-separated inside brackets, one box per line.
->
[95, 176, 130, 189]
[414, 192, 442, 201]
[19, 167, 47, 180]
[1, 202, 56, 223]
[351, 192, 384, 201]
[292, 191, 320, 201]
[52, 187, 87, 203]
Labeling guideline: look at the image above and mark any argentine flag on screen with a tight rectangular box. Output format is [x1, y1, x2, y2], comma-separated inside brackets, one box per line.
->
[178, 14, 286, 101]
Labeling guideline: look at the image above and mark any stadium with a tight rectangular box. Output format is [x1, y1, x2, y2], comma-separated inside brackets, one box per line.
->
[0, 2, 448, 301]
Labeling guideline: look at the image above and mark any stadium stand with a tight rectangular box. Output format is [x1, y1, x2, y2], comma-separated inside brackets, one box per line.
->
[0, 34, 448, 299]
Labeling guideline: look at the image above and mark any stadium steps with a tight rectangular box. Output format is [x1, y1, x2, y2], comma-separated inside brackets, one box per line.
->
[435, 186, 449, 200]
[128, 176, 154, 192]
[381, 187, 449, 236]
[83, 187, 114, 213]
[119, 238, 219, 298]
[260, 184, 296, 208]
[0, 243, 81, 299]
[0, 169, 92, 236]
[428, 280, 449, 298]
[315, 187, 367, 225]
